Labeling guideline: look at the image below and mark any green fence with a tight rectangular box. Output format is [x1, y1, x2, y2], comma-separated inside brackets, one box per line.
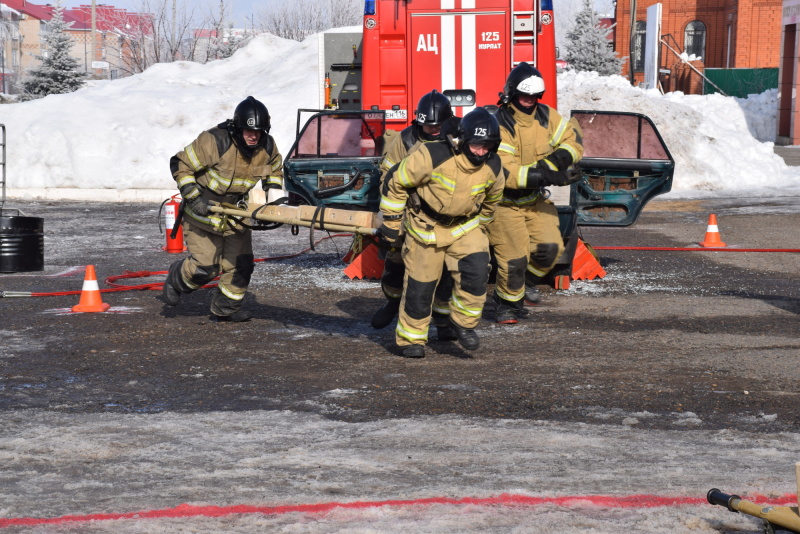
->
[703, 68, 779, 98]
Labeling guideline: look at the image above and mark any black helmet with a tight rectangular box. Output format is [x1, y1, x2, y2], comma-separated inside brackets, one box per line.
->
[501, 63, 545, 103]
[414, 89, 454, 127]
[457, 107, 501, 165]
[233, 96, 270, 132]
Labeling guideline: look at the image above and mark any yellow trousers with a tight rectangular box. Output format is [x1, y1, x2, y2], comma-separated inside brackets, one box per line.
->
[487, 197, 563, 304]
[396, 230, 491, 347]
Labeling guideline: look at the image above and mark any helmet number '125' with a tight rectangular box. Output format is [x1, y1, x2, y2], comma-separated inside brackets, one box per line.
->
[474, 127, 487, 136]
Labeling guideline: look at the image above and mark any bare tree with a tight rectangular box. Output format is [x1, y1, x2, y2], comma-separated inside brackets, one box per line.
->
[200, 0, 253, 62]
[328, 0, 364, 30]
[257, 0, 362, 41]
[108, 0, 218, 75]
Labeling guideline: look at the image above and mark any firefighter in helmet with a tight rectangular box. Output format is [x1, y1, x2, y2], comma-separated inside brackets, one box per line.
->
[487, 63, 584, 324]
[371, 89, 460, 337]
[162, 95, 284, 321]
[378, 107, 505, 358]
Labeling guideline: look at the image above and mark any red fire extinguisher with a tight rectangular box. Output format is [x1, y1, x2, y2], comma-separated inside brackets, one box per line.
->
[163, 195, 185, 253]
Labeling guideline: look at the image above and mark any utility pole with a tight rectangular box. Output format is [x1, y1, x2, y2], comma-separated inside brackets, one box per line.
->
[82, 11, 87, 71]
[1, 34, 5, 94]
[0, 16, 5, 94]
[91, 0, 96, 75]
[628, 0, 637, 85]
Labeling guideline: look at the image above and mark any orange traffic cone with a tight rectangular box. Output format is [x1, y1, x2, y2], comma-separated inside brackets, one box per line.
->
[343, 236, 385, 280]
[699, 214, 727, 247]
[72, 265, 111, 312]
[570, 239, 607, 282]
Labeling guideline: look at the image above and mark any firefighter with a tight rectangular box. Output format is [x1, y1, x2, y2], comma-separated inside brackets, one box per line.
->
[162, 96, 283, 321]
[488, 63, 584, 324]
[371, 89, 460, 338]
[378, 107, 505, 358]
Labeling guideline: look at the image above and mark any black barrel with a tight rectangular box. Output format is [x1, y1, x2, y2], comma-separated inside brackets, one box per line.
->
[0, 214, 44, 273]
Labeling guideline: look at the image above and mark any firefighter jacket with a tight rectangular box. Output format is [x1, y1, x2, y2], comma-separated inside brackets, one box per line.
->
[171, 123, 283, 233]
[380, 121, 458, 176]
[496, 103, 583, 206]
[380, 125, 423, 176]
[380, 141, 506, 248]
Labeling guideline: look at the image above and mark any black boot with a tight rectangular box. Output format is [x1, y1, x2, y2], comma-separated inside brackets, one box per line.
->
[493, 293, 521, 324]
[210, 289, 251, 322]
[524, 273, 544, 306]
[162, 260, 186, 306]
[401, 345, 425, 358]
[432, 311, 458, 341]
[450, 320, 480, 350]
[212, 309, 252, 323]
[524, 285, 541, 305]
[371, 299, 400, 329]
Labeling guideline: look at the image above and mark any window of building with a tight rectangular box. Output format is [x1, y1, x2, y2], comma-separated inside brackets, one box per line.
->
[633, 21, 646, 72]
[685, 20, 706, 60]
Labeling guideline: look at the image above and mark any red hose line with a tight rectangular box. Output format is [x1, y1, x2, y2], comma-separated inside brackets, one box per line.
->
[594, 246, 800, 252]
[1, 492, 796, 529]
[5, 233, 355, 298]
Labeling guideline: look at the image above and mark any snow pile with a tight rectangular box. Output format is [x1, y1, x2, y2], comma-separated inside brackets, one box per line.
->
[1, 33, 319, 194]
[1, 33, 798, 199]
[558, 71, 796, 193]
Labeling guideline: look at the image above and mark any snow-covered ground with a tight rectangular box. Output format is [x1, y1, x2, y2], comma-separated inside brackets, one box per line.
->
[1, 32, 798, 202]
[1, 411, 798, 532]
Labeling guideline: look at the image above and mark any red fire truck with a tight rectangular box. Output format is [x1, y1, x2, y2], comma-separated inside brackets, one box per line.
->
[359, 0, 558, 128]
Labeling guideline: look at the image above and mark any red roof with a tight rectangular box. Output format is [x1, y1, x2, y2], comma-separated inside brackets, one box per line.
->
[2, 0, 150, 34]
[1, 0, 53, 21]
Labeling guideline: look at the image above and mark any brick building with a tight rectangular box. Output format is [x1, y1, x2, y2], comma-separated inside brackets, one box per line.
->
[778, 0, 800, 144]
[0, 0, 148, 93]
[613, 0, 782, 94]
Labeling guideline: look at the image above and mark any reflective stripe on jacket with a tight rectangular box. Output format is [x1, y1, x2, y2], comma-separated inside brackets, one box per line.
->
[496, 103, 583, 206]
[380, 141, 505, 247]
[171, 126, 283, 233]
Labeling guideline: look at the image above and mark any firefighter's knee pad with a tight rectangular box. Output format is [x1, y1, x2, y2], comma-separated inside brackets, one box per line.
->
[532, 243, 560, 268]
[190, 264, 220, 286]
[506, 256, 528, 292]
[404, 278, 438, 320]
[232, 254, 255, 287]
[458, 251, 491, 296]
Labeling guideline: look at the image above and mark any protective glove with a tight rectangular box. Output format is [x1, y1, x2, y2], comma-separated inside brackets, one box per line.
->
[552, 168, 583, 186]
[525, 167, 548, 189]
[527, 166, 583, 187]
[376, 222, 401, 250]
[179, 184, 210, 216]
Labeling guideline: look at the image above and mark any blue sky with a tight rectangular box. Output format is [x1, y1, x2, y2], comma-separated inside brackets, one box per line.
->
[56, 0, 613, 31]
[59, 0, 267, 28]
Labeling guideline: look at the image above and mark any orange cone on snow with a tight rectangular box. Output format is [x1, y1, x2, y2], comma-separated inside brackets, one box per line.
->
[72, 265, 111, 312]
[699, 214, 727, 247]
